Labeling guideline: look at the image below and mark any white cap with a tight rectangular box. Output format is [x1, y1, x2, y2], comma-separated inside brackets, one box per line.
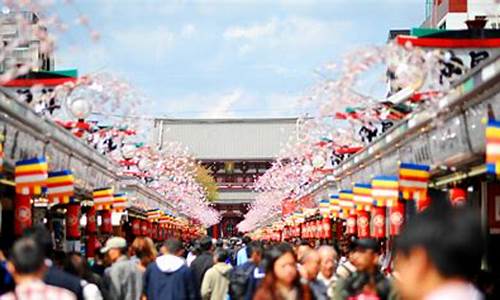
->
[101, 237, 127, 253]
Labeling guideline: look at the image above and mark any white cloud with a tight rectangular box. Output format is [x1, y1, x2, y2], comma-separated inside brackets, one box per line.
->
[224, 18, 278, 40]
[202, 89, 246, 118]
[223, 16, 352, 55]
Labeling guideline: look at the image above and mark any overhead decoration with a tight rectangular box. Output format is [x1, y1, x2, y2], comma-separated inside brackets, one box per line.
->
[399, 163, 430, 200]
[112, 193, 128, 212]
[47, 170, 75, 206]
[371, 175, 399, 207]
[15, 157, 48, 195]
[93, 187, 114, 211]
[486, 118, 500, 176]
[339, 190, 355, 216]
[353, 183, 373, 211]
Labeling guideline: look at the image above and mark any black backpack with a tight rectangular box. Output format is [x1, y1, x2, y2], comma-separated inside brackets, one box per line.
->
[228, 265, 255, 300]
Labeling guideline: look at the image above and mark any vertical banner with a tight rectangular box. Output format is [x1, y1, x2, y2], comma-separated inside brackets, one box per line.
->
[371, 206, 386, 238]
[100, 210, 113, 234]
[390, 203, 405, 236]
[66, 203, 81, 239]
[14, 194, 32, 236]
[357, 211, 370, 238]
[346, 214, 357, 235]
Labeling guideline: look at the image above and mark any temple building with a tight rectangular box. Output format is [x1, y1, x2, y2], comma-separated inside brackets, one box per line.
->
[153, 117, 298, 237]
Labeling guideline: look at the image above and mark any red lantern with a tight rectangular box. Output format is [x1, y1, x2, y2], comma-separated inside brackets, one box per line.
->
[416, 193, 430, 212]
[371, 206, 386, 238]
[357, 211, 370, 238]
[132, 218, 141, 236]
[315, 220, 321, 239]
[86, 206, 97, 234]
[390, 204, 405, 236]
[141, 220, 149, 236]
[15, 194, 32, 236]
[66, 203, 81, 239]
[322, 218, 332, 239]
[100, 210, 113, 234]
[449, 188, 467, 207]
[346, 214, 357, 235]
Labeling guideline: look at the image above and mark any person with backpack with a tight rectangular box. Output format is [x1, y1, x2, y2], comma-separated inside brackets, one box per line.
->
[228, 241, 263, 300]
[201, 248, 233, 300]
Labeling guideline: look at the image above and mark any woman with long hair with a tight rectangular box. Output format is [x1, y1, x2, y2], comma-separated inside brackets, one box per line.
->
[129, 237, 158, 272]
[254, 243, 313, 300]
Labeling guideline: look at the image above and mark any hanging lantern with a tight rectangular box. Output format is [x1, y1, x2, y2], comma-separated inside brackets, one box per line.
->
[100, 210, 113, 234]
[86, 206, 97, 234]
[141, 220, 149, 236]
[371, 206, 386, 238]
[15, 158, 48, 196]
[47, 170, 74, 206]
[449, 188, 467, 207]
[346, 214, 357, 235]
[390, 203, 405, 236]
[371, 175, 399, 207]
[357, 211, 370, 238]
[132, 218, 141, 236]
[14, 194, 32, 236]
[66, 203, 81, 239]
[322, 217, 331, 239]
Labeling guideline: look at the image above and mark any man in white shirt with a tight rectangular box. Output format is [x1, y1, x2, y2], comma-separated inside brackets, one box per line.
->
[316, 246, 338, 298]
[394, 204, 483, 300]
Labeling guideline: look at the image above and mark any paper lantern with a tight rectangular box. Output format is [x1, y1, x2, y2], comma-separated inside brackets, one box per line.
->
[93, 188, 114, 211]
[371, 206, 386, 238]
[390, 204, 405, 236]
[66, 203, 81, 239]
[86, 206, 97, 234]
[100, 210, 113, 234]
[449, 188, 467, 207]
[357, 211, 370, 238]
[14, 194, 32, 236]
[372, 175, 399, 207]
[346, 214, 357, 235]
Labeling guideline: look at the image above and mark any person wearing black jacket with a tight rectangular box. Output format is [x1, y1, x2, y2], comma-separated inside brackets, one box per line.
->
[23, 225, 84, 300]
[190, 236, 214, 291]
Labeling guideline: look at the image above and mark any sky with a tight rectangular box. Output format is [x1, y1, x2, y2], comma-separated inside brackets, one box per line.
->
[52, 0, 426, 119]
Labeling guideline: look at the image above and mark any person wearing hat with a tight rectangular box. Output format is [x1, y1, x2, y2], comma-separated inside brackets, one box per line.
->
[101, 237, 142, 300]
[333, 238, 396, 300]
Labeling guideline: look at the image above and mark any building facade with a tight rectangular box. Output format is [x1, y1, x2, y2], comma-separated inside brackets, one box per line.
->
[0, 11, 54, 73]
[153, 118, 298, 237]
[423, 0, 500, 29]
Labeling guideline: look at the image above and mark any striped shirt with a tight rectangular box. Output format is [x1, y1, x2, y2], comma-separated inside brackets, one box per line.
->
[0, 280, 76, 300]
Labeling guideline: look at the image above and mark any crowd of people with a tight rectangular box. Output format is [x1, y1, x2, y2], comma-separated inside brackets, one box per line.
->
[0, 202, 498, 300]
